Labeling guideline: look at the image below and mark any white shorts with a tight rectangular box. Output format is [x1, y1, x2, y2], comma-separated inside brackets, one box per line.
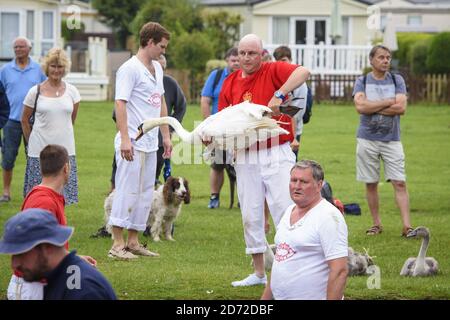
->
[235, 143, 296, 254]
[356, 138, 406, 183]
[7, 275, 44, 300]
[109, 149, 156, 231]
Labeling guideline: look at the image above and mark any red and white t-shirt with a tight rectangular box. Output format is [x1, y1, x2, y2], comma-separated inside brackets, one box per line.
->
[271, 199, 348, 300]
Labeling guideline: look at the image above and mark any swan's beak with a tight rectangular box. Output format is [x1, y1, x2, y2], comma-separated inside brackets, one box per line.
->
[406, 229, 417, 238]
[135, 123, 144, 141]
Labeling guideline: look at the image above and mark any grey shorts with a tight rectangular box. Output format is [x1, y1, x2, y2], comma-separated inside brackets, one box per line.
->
[356, 138, 406, 183]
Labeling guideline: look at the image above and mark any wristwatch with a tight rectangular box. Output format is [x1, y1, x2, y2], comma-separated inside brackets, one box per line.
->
[274, 90, 286, 100]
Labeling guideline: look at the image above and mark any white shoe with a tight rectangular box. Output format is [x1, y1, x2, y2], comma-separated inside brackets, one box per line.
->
[231, 273, 267, 287]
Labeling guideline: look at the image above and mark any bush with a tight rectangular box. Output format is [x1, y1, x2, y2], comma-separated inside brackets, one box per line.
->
[61, 19, 85, 42]
[205, 59, 227, 76]
[409, 39, 432, 75]
[395, 32, 434, 67]
[426, 32, 450, 74]
[170, 31, 214, 102]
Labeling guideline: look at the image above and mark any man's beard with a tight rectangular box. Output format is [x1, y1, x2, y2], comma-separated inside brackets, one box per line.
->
[20, 250, 50, 282]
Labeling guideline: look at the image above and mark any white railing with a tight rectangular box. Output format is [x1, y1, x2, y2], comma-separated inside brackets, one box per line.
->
[266, 44, 372, 75]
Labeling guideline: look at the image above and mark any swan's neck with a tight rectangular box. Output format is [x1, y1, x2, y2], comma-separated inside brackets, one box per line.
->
[416, 235, 429, 267]
[158, 117, 194, 143]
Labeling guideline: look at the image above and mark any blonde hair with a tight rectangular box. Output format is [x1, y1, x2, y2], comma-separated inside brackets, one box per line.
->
[41, 48, 71, 77]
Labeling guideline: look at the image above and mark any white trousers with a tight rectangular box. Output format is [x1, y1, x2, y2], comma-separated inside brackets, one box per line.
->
[235, 143, 296, 254]
[7, 275, 44, 300]
[109, 149, 156, 231]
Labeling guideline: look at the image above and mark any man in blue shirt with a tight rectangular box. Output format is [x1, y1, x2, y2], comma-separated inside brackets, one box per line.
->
[0, 37, 46, 202]
[0, 208, 117, 300]
[353, 45, 413, 237]
[200, 47, 239, 209]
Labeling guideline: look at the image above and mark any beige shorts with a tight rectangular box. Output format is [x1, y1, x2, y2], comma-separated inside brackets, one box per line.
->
[356, 138, 406, 183]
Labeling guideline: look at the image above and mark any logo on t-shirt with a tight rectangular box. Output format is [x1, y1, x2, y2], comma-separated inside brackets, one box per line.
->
[148, 93, 161, 108]
[275, 242, 296, 262]
[242, 91, 252, 102]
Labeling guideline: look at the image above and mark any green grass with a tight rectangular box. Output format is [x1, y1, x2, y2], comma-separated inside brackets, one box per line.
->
[0, 102, 449, 300]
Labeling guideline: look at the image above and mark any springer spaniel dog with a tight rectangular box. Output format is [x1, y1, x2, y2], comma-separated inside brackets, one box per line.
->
[92, 176, 190, 241]
[147, 176, 190, 241]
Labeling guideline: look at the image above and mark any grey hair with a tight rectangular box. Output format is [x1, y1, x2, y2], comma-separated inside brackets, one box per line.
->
[369, 45, 391, 59]
[13, 36, 32, 48]
[291, 160, 324, 182]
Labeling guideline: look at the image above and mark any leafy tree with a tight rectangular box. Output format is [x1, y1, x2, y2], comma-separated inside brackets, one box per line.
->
[202, 9, 243, 59]
[426, 32, 450, 74]
[409, 39, 431, 75]
[170, 31, 214, 101]
[131, 0, 203, 42]
[61, 19, 85, 42]
[92, 0, 144, 49]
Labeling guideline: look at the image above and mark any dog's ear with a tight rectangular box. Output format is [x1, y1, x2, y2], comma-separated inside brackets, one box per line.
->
[183, 178, 190, 204]
[163, 177, 175, 204]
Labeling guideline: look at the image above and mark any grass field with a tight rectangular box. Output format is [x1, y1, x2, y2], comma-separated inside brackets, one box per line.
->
[0, 102, 449, 300]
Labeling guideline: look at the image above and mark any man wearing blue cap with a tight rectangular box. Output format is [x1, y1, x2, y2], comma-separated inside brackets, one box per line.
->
[0, 209, 117, 300]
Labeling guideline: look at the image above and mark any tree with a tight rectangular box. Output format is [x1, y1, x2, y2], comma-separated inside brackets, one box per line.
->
[131, 0, 203, 44]
[92, 0, 144, 49]
[61, 19, 85, 42]
[170, 31, 214, 101]
[426, 32, 450, 74]
[202, 9, 243, 59]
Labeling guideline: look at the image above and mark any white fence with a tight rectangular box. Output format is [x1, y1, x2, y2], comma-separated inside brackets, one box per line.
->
[266, 44, 372, 75]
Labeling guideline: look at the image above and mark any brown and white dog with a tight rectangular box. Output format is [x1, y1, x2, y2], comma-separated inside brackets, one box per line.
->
[147, 176, 190, 241]
[93, 177, 190, 241]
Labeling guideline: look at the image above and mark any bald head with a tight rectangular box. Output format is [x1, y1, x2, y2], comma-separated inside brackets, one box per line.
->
[238, 34, 264, 76]
[238, 34, 263, 51]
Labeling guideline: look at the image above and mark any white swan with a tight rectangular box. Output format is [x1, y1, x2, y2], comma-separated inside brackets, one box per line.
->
[135, 101, 289, 158]
[400, 226, 439, 277]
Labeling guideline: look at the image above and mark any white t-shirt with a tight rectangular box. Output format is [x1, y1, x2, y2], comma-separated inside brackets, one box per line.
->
[271, 199, 348, 300]
[114, 56, 164, 153]
[23, 82, 81, 157]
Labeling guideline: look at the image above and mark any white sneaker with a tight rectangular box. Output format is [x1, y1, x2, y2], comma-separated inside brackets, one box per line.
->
[231, 273, 267, 287]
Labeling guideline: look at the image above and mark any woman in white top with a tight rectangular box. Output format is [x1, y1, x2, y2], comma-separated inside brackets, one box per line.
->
[21, 47, 80, 205]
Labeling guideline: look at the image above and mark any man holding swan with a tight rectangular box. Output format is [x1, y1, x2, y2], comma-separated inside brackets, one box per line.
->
[218, 34, 310, 287]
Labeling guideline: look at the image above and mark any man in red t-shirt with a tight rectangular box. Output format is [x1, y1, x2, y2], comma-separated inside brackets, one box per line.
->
[7, 144, 96, 300]
[218, 34, 310, 287]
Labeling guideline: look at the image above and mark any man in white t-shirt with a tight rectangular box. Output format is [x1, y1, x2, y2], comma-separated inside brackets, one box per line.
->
[261, 160, 348, 300]
[107, 22, 172, 260]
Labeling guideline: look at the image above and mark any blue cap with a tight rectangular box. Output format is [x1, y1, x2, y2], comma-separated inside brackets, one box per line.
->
[0, 209, 73, 255]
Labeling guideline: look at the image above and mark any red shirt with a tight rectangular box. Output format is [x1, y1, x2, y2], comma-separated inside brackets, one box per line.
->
[14, 186, 67, 278]
[218, 61, 298, 147]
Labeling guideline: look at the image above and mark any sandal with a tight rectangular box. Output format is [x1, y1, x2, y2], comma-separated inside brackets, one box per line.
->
[366, 225, 383, 236]
[402, 227, 414, 237]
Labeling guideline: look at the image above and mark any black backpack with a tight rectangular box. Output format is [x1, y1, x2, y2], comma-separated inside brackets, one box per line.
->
[0, 81, 10, 129]
[302, 85, 313, 124]
[212, 68, 224, 94]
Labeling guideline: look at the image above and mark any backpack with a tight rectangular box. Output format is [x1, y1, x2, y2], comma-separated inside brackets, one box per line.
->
[0, 81, 10, 129]
[302, 85, 313, 124]
[211, 68, 224, 95]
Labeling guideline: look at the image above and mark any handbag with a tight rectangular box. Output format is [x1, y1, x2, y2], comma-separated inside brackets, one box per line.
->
[29, 84, 40, 130]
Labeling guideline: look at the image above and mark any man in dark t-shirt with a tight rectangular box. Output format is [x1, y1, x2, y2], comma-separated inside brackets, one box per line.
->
[0, 209, 117, 300]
